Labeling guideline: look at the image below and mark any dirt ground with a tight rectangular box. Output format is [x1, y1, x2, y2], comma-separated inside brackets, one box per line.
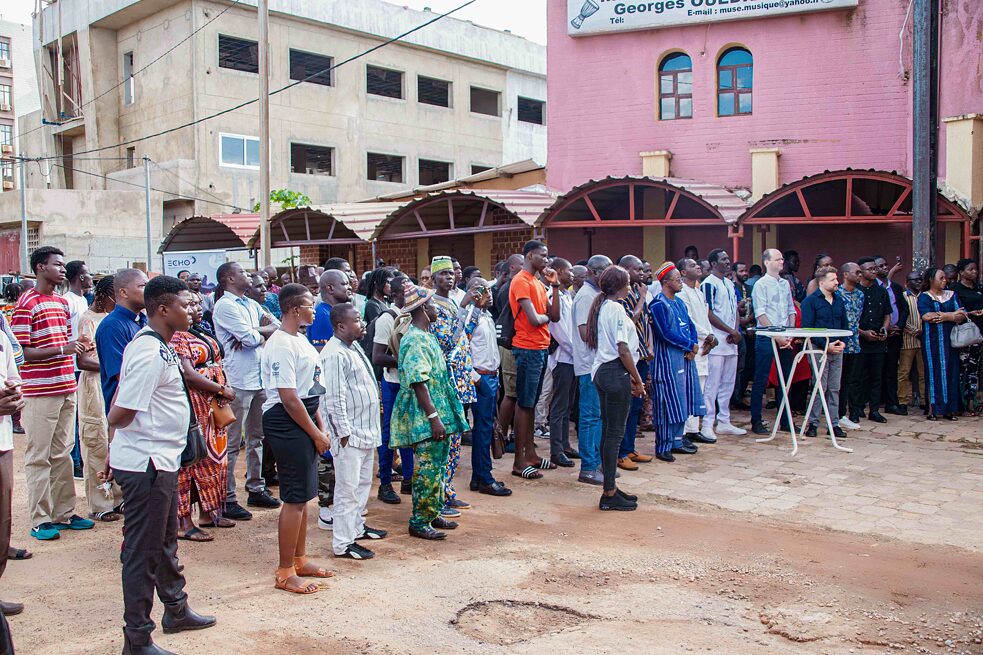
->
[4, 443, 983, 655]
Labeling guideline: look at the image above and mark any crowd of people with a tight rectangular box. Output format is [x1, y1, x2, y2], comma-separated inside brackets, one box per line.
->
[0, 241, 979, 653]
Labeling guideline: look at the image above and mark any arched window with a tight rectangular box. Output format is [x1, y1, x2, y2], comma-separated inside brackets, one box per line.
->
[658, 52, 692, 120]
[717, 47, 752, 116]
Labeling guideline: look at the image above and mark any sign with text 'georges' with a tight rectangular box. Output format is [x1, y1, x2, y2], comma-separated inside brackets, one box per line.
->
[568, 0, 859, 36]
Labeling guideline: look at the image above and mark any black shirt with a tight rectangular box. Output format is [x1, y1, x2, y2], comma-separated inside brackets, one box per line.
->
[857, 282, 891, 353]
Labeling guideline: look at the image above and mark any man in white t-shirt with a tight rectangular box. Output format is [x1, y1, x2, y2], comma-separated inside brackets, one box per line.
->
[65, 260, 92, 479]
[106, 275, 216, 654]
[677, 258, 718, 453]
[701, 249, 747, 440]
[547, 260, 579, 468]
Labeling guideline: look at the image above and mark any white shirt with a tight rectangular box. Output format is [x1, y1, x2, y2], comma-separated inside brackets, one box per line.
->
[591, 299, 638, 379]
[261, 329, 325, 413]
[109, 328, 190, 473]
[752, 273, 796, 328]
[701, 273, 738, 357]
[471, 309, 501, 375]
[572, 282, 600, 377]
[679, 283, 713, 376]
[648, 280, 663, 299]
[0, 332, 19, 451]
[449, 288, 466, 307]
[214, 293, 267, 391]
[320, 337, 380, 451]
[549, 288, 575, 366]
[65, 291, 88, 372]
[372, 310, 400, 384]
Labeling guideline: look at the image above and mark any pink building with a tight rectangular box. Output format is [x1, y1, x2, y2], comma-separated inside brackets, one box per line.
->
[543, 0, 983, 269]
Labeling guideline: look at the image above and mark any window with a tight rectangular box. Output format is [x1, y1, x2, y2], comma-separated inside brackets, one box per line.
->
[291, 143, 334, 175]
[126, 147, 135, 169]
[0, 161, 11, 182]
[0, 41, 9, 63]
[471, 164, 492, 175]
[122, 52, 135, 105]
[659, 52, 693, 120]
[470, 86, 500, 116]
[220, 134, 260, 169]
[366, 65, 403, 99]
[290, 49, 333, 87]
[418, 76, 451, 108]
[0, 124, 11, 145]
[218, 35, 259, 74]
[367, 153, 403, 183]
[717, 47, 752, 116]
[0, 85, 10, 109]
[517, 96, 545, 124]
[419, 159, 451, 185]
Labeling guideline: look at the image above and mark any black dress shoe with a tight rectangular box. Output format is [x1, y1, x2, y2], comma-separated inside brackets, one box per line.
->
[751, 422, 770, 435]
[551, 454, 575, 468]
[563, 450, 582, 460]
[477, 481, 512, 496]
[867, 412, 888, 423]
[671, 442, 698, 455]
[469, 480, 479, 491]
[831, 426, 847, 439]
[804, 424, 818, 438]
[246, 490, 281, 508]
[400, 480, 413, 495]
[122, 636, 176, 655]
[883, 405, 906, 416]
[896, 404, 908, 415]
[849, 413, 863, 423]
[431, 516, 458, 530]
[410, 525, 447, 540]
[616, 488, 638, 502]
[223, 502, 253, 521]
[655, 452, 675, 462]
[377, 484, 401, 505]
[161, 606, 217, 634]
[0, 600, 23, 616]
[688, 432, 716, 444]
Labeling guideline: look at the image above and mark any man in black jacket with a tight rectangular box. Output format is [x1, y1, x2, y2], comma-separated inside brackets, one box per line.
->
[875, 256, 910, 415]
[851, 257, 892, 424]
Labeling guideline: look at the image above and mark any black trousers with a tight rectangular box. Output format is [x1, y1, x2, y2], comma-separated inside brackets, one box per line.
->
[850, 351, 886, 415]
[548, 363, 576, 459]
[881, 334, 903, 408]
[594, 360, 632, 492]
[839, 354, 856, 418]
[113, 463, 188, 647]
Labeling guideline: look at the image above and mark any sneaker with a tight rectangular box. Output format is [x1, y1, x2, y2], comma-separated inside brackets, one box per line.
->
[533, 425, 550, 439]
[578, 469, 604, 486]
[377, 483, 401, 505]
[30, 522, 60, 541]
[830, 426, 848, 439]
[356, 526, 388, 540]
[336, 543, 375, 560]
[715, 422, 747, 436]
[72, 465, 84, 481]
[440, 507, 461, 518]
[599, 493, 637, 512]
[317, 507, 333, 531]
[247, 489, 281, 508]
[224, 502, 253, 521]
[751, 421, 770, 435]
[839, 416, 860, 430]
[446, 498, 470, 510]
[53, 514, 94, 531]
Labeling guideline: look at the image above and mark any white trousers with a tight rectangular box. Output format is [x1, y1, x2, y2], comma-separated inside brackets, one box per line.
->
[331, 445, 374, 555]
[704, 353, 738, 428]
[684, 374, 709, 434]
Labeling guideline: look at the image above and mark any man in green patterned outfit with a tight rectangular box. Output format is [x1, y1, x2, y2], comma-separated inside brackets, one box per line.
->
[390, 285, 470, 541]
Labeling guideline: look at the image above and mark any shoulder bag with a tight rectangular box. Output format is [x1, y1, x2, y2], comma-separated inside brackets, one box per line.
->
[951, 320, 983, 349]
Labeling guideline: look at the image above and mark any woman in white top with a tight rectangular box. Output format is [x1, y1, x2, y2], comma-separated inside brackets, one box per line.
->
[585, 266, 644, 512]
[260, 284, 333, 595]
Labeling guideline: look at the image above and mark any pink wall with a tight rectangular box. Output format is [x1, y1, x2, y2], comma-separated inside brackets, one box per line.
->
[546, 0, 983, 191]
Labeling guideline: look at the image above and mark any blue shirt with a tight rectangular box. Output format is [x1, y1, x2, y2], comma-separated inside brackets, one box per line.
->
[213, 294, 266, 391]
[95, 305, 147, 414]
[307, 303, 334, 348]
[801, 289, 848, 332]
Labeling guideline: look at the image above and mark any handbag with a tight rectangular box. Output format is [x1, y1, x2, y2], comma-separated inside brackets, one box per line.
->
[951, 320, 983, 349]
[210, 396, 236, 430]
[138, 330, 208, 467]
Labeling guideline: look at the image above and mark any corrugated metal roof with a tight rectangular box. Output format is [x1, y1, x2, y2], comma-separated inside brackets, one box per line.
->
[368, 159, 545, 201]
[158, 214, 260, 253]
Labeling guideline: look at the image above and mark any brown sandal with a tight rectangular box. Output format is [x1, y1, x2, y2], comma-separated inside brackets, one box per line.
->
[293, 556, 335, 578]
[274, 567, 319, 594]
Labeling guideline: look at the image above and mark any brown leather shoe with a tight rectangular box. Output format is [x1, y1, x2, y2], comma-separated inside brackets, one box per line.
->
[628, 452, 653, 463]
[617, 457, 638, 471]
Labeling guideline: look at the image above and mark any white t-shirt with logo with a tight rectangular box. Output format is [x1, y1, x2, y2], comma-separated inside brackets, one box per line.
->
[261, 329, 325, 412]
[701, 273, 738, 357]
[109, 328, 190, 473]
[591, 299, 639, 379]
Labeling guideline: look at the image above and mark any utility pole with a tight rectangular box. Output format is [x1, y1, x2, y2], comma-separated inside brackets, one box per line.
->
[19, 157, 28, 275]
[258, 0, 271, 267]
[144, 156, 153, 272]
[911, 0, 940, 273]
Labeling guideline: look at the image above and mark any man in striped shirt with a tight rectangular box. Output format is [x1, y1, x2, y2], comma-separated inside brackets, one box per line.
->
[320, 303, 386, 560]
[11, 246, 93, 541]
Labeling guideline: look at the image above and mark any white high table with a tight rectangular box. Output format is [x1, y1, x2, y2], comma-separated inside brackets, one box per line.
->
[756, 328, 855, 456]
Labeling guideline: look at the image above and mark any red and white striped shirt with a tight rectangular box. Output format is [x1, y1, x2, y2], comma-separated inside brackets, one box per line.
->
[11, 289, 77, 397]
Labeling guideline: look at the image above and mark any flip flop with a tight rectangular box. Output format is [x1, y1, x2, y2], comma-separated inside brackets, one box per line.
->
[535, 458, 557, 470]
[512, 466, 543, 480]
[199, 517, 236, 528]
[8, 548, 31, 561]
[91, 511, 121, 522]
[177, 527, 213, 542]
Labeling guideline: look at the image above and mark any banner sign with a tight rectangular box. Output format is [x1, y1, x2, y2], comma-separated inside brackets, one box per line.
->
[162, 250, 226, 292]
[568, 0, 858, 36]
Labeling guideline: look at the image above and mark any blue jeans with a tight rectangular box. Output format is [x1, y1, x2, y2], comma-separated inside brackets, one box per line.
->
[619, 359, 649, 458]
[379, 380, 414, 486]
[513, 347, 548, 409]
[750, 335, 794, 424]
[470, 373, 499, 486]
[72, 371, 82, 470]
[577, 374, 602, 472]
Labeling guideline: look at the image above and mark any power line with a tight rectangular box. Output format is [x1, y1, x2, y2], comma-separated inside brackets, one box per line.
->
[153, 161, 229, 207]
[36, 0, 477, 161]
[18, 0, 244, 140]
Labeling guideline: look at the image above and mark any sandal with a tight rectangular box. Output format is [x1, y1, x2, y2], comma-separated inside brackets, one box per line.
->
[199, 517, 236, 528]
[177, 527, 213, 542]
[91, 511, 121, 522]
[293, 557, 335, 579]
[512, 466, 544, 480]
[274, 567, 319, 594]
[535, 458, 557, 470]
[8, 547, 31, 561]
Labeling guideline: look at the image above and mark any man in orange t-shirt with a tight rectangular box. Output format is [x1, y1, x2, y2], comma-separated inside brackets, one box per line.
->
[508, 240, 561, 480]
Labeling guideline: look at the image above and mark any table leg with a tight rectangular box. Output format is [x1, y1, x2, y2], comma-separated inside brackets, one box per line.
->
[802, 340, 852, 453]
[755, 337, 799, 456]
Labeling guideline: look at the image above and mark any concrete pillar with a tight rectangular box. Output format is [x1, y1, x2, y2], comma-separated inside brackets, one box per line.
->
[942, 114, 983, 211]
[643, 226, 666, 264]
[474, 233, 493, 277]
[750, 148, 782, 202]
[640, 151, 672, 178]
[416, 238, 430, 274]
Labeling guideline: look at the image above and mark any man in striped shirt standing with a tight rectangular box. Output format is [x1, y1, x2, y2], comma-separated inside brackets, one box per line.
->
[12, 246, 93, 541]
[321, 303, 386, 560]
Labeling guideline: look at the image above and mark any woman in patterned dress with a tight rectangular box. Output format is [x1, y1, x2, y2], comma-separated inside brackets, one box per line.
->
[170, 292, 237, 541]
[918, 267, 967, 420]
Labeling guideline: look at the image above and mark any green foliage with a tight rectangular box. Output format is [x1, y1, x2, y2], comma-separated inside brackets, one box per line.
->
[252, 189, 312, 213]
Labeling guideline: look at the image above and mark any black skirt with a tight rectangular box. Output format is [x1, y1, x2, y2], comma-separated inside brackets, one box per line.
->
[262, 397, 320, 504]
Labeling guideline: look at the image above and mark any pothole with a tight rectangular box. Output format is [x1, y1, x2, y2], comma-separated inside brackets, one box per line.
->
[451, 599, 599, 645]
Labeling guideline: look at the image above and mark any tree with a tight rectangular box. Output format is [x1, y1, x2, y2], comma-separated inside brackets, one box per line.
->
[253, 189, 312, 213]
